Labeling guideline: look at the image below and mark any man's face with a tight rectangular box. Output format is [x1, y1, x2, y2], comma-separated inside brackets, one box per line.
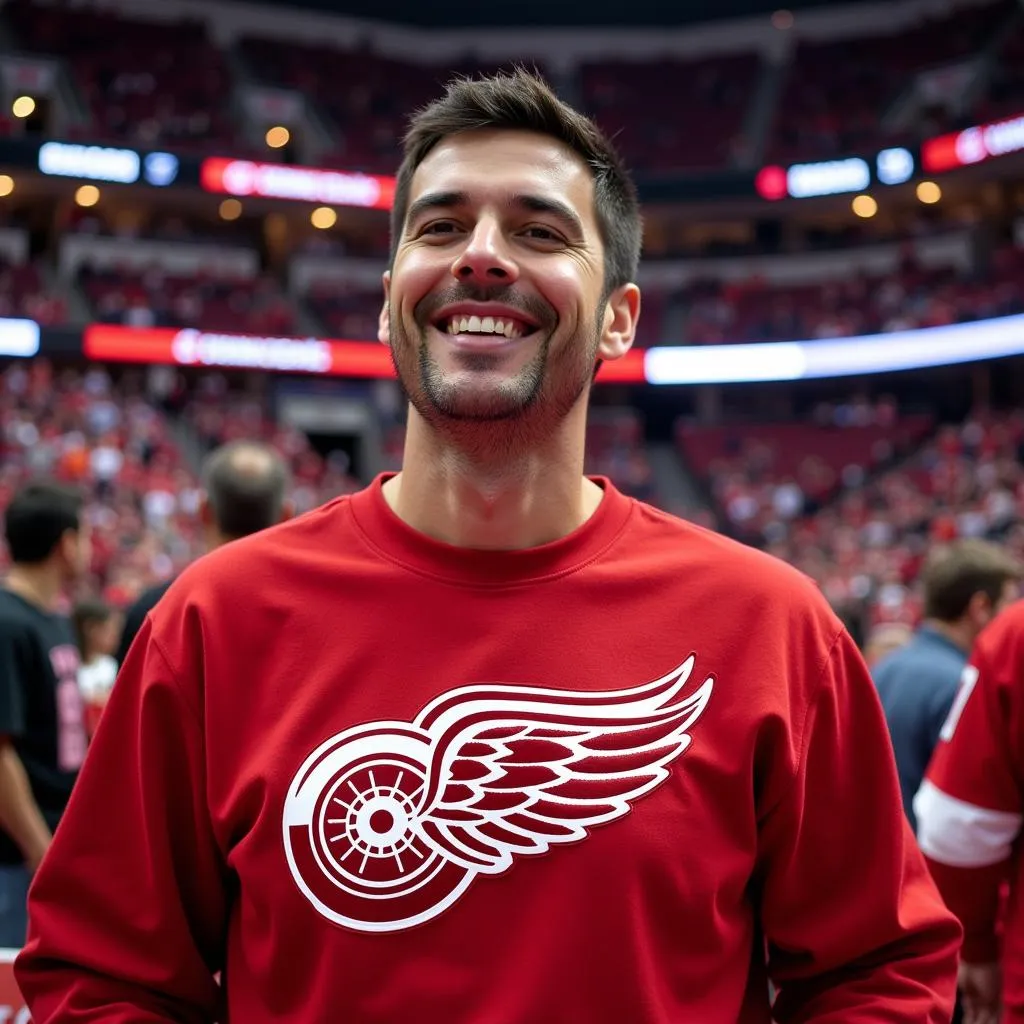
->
[380, 129, 638, 429]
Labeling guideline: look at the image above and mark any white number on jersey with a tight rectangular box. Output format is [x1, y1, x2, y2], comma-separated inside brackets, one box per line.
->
[939, 664, 980, 743]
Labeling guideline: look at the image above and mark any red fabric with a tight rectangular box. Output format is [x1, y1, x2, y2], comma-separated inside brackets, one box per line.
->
[923, 601, 1024, 1020]
[18, 478, 959, 1022]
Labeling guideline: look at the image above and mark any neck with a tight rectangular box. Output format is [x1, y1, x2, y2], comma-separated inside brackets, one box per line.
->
[384, 404, 603, 550]
[925, 618, 974, 654]
[5, 564, 63, 612]
[205, 526, 232, 552]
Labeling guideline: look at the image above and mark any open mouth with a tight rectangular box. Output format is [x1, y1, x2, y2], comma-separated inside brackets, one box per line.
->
[433, 313, 540, 341]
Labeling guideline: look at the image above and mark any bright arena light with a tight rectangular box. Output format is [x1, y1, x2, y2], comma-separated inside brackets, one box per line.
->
[11, 95, 35, 118]
[310, 206, 337, 229]
[852, 194, 878, 218]
[75, 184, 100, 207]
[265, 126, 291, 149]
[219, 198, 242, 220]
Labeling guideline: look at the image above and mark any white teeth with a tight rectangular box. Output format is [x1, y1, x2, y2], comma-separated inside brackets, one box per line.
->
[446, 314, 525, 337]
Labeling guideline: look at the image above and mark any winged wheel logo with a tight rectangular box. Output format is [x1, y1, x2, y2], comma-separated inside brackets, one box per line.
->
[283, 656, 713, 932]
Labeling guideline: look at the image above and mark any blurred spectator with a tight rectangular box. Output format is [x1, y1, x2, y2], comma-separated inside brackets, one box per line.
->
[0, 480, 89, 946]
[872, 539, 1022, 830]
[115, 439, 292, 665]
[72, 597, 121, 738]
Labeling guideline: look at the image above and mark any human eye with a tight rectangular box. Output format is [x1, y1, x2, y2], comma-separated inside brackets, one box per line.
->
[521, 225, 563, 243]
[419, 220, 460, 237]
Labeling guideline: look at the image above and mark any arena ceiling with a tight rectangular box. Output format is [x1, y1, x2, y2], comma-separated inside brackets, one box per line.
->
[245, 0, 872, 28]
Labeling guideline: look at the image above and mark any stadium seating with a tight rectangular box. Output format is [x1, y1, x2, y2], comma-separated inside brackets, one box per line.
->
[2, 0, 1022, 175]
[305, 283, 382, 341]
[78, 266, 295, 335]
[579, 54, 761, 172]
[975, 15, 1024, 121]
[4, 0, 238, 151]
[0, 258, 66, 325]
[671, 245, 1024, 346]
[767, 0, 1015, 163]
[677, 403, 1024, 631]
[0, 359, 201, 606]
[237, 38, 538, 175]
[676, 401, 935, 541]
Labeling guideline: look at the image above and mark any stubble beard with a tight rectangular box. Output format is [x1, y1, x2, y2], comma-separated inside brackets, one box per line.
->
[389, 304, 603, 459]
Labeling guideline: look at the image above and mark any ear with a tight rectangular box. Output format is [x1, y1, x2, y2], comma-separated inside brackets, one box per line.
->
[199, 494, 213, 527]
[378, 270, 392, 347]
[279, 498, 296, 523]
[967, 589, 993, 623]
[598, 283, 641, 361]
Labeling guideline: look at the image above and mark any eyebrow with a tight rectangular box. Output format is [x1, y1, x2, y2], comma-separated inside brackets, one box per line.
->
[404, 190, 585, 240]
[512, 194, 585, 240]
[404, 190, 465, 229]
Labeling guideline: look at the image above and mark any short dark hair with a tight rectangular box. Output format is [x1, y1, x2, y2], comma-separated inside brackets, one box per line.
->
[391, 69, 642, 295]
[3, 481, 82, 564]
[201, 441, 289, 540]
[72, 596, 113, 655]
[922, 539, 1022, 621]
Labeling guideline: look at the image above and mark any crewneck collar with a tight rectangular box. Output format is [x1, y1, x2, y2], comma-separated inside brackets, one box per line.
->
[348, 473, 634, 587]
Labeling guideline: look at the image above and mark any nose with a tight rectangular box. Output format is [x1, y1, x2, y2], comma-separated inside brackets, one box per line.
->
[450, 217, 519, 286]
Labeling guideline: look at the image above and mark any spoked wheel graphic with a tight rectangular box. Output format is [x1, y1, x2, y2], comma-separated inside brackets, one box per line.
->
[314, 758, 434, 885]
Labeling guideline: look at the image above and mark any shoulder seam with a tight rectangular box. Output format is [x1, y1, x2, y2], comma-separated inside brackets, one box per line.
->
[146, 616, 204, 726]
[764, 624, 845, 821]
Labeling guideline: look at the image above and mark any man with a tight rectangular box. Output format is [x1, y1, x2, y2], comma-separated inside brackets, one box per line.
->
[874, 539, 1020, 829]
[0, 482, 89, 947]
[17, 72, 959, 1022]
[115, 439, 291, 664]
[916, 599, 1024, 1024]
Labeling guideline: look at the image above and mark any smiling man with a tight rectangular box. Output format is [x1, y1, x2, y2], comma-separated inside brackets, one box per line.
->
[16, 71, 958, 1023]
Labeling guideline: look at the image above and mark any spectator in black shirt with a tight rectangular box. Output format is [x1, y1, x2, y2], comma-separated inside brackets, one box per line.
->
[115, 440, 291, 665]
[0, 481, 90, 946]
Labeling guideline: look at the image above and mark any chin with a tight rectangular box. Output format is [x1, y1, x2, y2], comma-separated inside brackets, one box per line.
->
[419, 379, 539, 422]
[416, 346, 545, 421]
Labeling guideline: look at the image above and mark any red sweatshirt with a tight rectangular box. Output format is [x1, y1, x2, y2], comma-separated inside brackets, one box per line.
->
[17, 476, 959, 1023]
[917, 600, 1024, 1021]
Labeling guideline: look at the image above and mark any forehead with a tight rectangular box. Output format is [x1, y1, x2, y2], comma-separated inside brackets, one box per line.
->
[409, 129, 597, 225]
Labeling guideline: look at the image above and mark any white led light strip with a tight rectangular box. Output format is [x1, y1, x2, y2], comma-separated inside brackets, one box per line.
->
[643, 313, 1024, 385]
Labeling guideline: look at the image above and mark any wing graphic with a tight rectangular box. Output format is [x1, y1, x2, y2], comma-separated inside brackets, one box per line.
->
[413, 656, 713, 874]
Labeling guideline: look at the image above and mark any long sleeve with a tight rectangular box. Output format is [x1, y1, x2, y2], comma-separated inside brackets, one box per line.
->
[915, 610, 1024, 964]
[14, 616, 227, 1022]
[760, 628, 961, 1023]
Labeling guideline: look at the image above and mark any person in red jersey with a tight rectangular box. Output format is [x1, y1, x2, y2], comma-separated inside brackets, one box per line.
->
[16, 71, 958, 1023]
[916, 598, 1024, 1024]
